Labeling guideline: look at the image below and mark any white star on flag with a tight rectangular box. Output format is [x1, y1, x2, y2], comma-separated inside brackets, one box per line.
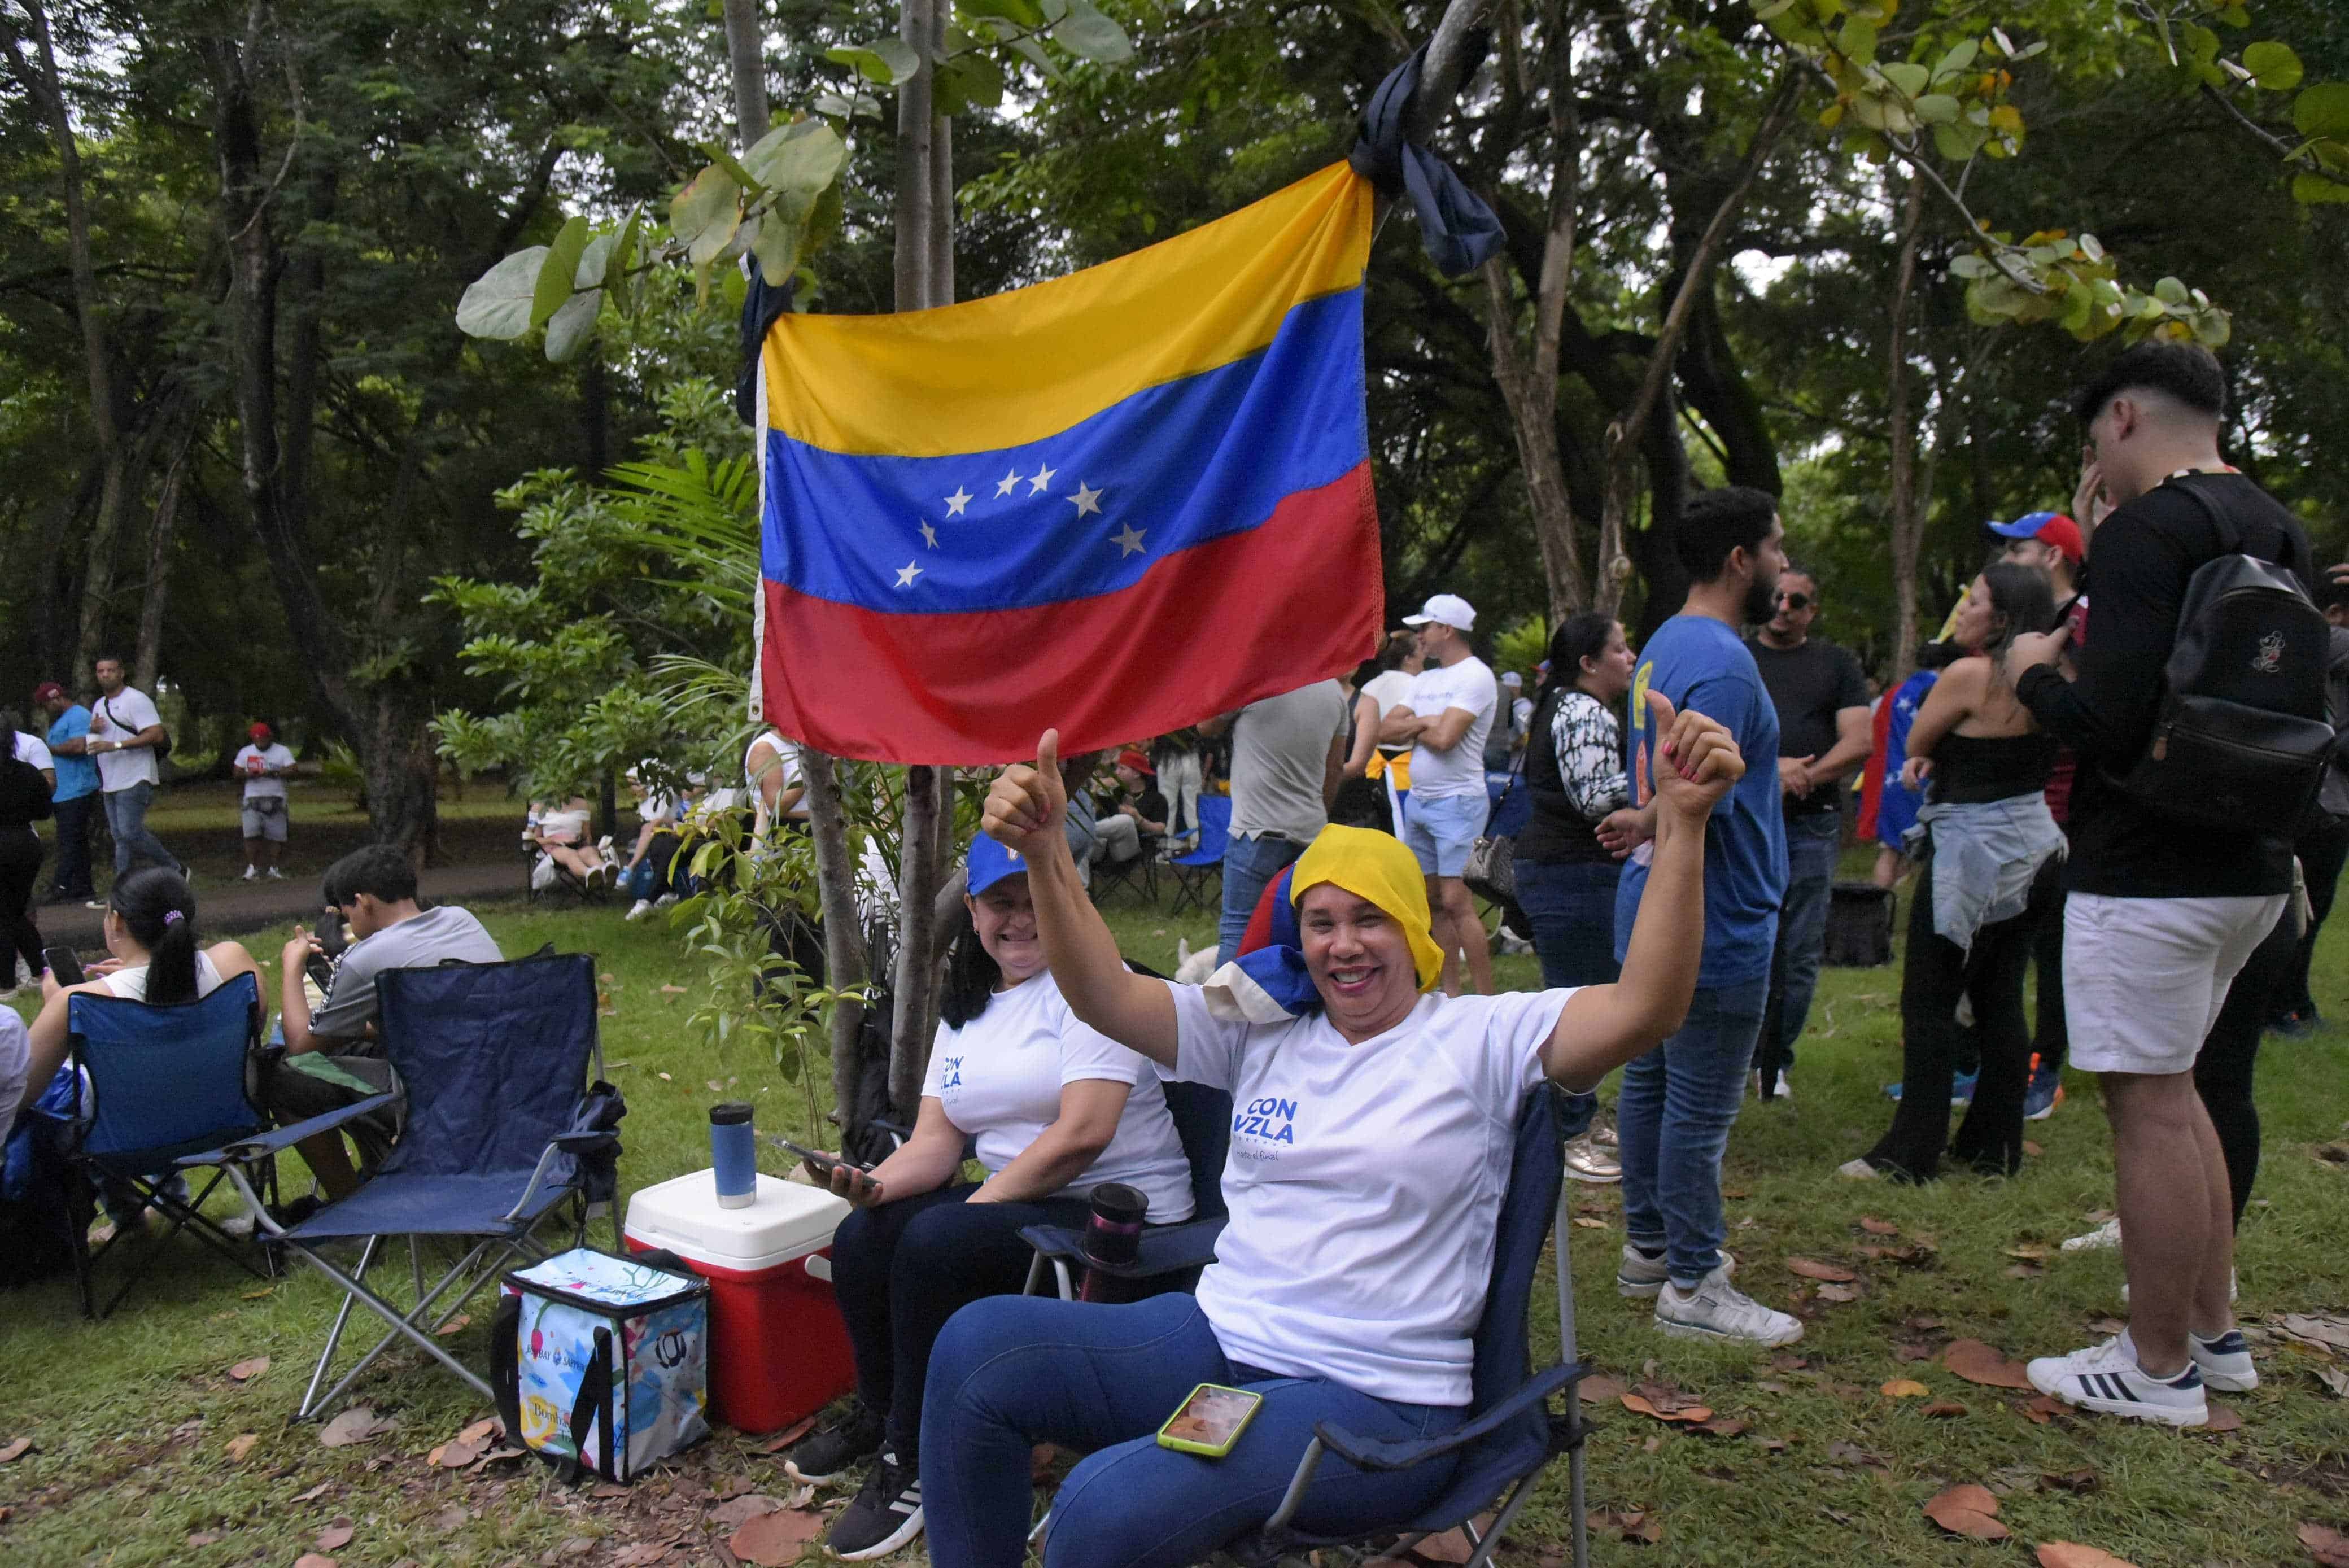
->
[1067, 482, 1103, 518]
[919, 521, 938, 549]
[994, 469, 1020, 498]
[1110, 523, 1147, 557]
[944, 487, 972, 517]
[896, 561, 924, 587]
[1028, 462, 1057, 494]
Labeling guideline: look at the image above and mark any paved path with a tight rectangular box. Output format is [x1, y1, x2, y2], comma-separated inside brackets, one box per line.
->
[33, 861, 527, 951]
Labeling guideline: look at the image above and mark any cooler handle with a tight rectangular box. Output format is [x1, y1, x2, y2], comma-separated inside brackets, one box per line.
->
[803, 1253, 833, 1283]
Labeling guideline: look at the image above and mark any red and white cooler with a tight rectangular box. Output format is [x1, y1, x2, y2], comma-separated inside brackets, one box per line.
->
[623, 1170, 856, 1435]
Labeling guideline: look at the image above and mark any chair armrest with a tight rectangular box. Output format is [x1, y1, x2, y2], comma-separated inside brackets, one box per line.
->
[1311, 1362, 1584, 1473]
[1019, 1216, 1227, 1281]
[179, 1091, 399, 1167]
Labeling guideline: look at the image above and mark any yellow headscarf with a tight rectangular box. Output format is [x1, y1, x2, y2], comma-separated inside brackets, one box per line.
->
[1289, 824, 1444, 994]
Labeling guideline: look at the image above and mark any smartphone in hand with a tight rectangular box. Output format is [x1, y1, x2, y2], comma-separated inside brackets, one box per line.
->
[42, 946, 85, 987]
[1156, 1384, 1263, 1458]
[763, 1133, 883, 1196]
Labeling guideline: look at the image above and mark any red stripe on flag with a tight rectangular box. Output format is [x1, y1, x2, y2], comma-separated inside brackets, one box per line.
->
[759, 461, 1382, 765]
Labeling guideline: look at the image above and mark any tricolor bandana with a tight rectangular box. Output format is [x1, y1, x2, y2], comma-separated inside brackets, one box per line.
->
[1203, 825, 1443, 1023]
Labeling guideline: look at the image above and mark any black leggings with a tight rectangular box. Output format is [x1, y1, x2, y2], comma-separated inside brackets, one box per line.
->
[829, 1182, 1090, 1469]
[1865, 844, 2054, 1182]
[2272, 815, 2349, 1024]
[0, 827, 43, 979]
[2196, 892, 2299, 1229]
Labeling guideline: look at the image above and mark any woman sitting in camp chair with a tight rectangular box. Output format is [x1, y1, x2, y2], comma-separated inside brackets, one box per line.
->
[916, 694, 1742, 1568]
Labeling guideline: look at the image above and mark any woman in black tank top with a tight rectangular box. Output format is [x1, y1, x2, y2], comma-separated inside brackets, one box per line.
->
[1848, 566, 2062, 1182]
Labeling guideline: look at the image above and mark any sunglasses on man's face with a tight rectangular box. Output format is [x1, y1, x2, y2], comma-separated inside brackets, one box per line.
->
[1774, 592, 1813, 610]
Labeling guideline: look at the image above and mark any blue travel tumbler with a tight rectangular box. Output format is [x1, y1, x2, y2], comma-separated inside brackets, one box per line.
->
[710, 1102, 756, 1209]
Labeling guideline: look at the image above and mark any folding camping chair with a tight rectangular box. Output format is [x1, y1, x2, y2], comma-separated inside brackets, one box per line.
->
[62, 971, 280, 1319]
[1020, 1078, 1230, 1300]
[212, 952, 626, 1421]
[1090, 841, 1160, 907]
[1165, 794, 1232, 918]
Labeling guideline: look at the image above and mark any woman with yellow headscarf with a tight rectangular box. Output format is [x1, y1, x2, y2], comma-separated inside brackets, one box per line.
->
[913, 693, 1747, 1568]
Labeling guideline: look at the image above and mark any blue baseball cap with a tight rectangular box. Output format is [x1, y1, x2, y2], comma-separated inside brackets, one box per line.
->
[966, 834, 1029, 897]
[1985, 510, 2084, 565]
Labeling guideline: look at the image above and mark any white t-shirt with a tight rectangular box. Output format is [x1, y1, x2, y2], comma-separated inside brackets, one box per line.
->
[1403, 656, 1499, 798]
[102, 950, 228, 1003]
[234, 743, 295, 801]
[921, 969, 1195, 1221]
[1361, 670, 1415, 718]
[745, 732, 807, 827]
[1167, 981, 1572, 1407]
[89, 687, 163, 792]
[12, 732, 54, 772]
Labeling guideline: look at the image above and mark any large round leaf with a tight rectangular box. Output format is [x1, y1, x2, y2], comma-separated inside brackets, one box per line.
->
[2295, 82, 2349, 140]
[456, 247, 550, 340]
[2243, 40, 2303, 93]
[1050, 0, 1132, 63]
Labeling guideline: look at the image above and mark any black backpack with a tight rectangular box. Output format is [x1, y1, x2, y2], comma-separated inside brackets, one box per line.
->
[2113, 474, 2333, 829]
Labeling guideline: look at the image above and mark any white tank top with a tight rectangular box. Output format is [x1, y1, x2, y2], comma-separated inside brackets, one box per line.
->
[102, 950, 226, 1003]
[743, 732, 807, 835]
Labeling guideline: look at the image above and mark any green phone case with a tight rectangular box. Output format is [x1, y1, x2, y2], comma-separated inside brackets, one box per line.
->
[1155, 1382, 1263, 1457]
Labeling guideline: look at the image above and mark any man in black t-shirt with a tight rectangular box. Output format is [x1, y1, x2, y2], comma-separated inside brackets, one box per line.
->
[1747, 567, 1871, 1099]
[1091, 749, 1169, 867]
[2010, 341, 2308, 1427]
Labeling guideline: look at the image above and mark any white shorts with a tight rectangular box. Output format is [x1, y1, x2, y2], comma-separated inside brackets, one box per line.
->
[2063, 892, 2287, 1076]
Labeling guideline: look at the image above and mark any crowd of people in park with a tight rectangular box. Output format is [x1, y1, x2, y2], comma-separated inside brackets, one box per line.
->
[2, 339, 2340, 1563]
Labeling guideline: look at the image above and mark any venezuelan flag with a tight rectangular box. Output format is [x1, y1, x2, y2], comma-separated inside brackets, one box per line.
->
[757, 162, 1382, 764]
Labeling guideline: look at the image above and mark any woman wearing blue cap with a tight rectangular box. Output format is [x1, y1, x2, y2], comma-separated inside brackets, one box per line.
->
[782, 832, 1195, 1561]
[917, 694, 1744, 1568]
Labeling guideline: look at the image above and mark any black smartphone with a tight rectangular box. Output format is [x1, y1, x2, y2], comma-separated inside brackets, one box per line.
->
[762, 1133, 881, 1195]
[42, 946, 85, 986]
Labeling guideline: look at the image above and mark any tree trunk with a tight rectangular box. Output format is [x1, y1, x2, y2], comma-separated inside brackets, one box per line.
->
[720, 0, 770, 147]
[1884, 174, 1929, 683]
[133, 420, 197, 693]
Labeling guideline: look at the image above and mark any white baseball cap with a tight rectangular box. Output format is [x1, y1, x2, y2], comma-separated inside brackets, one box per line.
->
[1401, 592, 1477, 632]
[1500, 671, 1522, 688]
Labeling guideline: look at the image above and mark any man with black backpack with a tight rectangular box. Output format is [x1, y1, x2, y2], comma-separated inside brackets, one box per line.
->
[2006, 342, 2319, 1427]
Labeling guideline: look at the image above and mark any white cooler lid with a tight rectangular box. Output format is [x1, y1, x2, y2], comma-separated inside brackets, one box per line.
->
[625, 1170, 850, 1269]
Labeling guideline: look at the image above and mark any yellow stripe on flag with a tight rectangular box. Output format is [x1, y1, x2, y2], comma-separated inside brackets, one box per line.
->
[763, 162, 1371, 457]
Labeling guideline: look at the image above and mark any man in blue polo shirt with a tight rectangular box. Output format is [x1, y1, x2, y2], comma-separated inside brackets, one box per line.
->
[33, 682, 98, 903]
[1599, 485, 1796, 1347]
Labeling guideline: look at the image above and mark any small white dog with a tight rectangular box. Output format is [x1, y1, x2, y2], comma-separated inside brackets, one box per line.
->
[1172, 937, 1220, 985]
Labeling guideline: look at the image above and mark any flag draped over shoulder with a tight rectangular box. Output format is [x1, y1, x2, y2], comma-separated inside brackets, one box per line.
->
[756, 163, 1382, 765]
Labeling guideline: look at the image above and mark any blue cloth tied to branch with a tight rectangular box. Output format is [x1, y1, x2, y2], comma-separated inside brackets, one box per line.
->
[1350, 40, 1506, 278]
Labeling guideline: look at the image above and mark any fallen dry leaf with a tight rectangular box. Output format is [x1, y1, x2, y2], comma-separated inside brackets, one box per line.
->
[457, 1417, 501, 1445]
[317, 1406, 394, 1448]
[1409, 1525, 1477, 1563]
[2312, 1142, 2349, 1166]
[730, 1508, 826, 1566]
[427, 1437, 485, 1469]
[228, 1356, 270, 1382]
[2203, 1401, 2243, 1432]
[2088, 1316, 2128, 1335]
[226, 1432, 259, 1461]
[480, 1445, 526, 1463]
[2022, 1139, 2045, 1157]
[1815, 1282, 1862, 1303]
[1923, 1484, 2009, 1540]
[1578, 1373, 1628, 1404]
[1785, 1256, 1858, 1283]
[1942, 1339, 2034, 1390]
[186, 1531, 222, 1547]
[2314, 1365, 2349, 1398]
[241, 1286, 274, 1299]
[1754, 1379, 1791, 1395]
[0, 1436, 31, 1463]
[1571, 1216, 1607, 1229]
[1595, 1509, 1664, 1545]
[1722, 1187, 1750, 1199]
[1826, 1440, 1887, 1472]
[2041, 1467, 2098, 1493]
[1894, 1340, 1935, 1362]
[709, 1493, 788, 1528]
[291, 1480, 333, 1503]
[1859, 1216, 1899, 1236]
[2023, 1395, 2068, 1425]
[1622, 1394, 1713, 1424]
[2005, 1243, 2051, 1260]
[430, 1505, 470, 1531]
[1881, 1378, 1930, 1399]
[2036, 1544, 2139, 1568]
[2300, 1522, 2349, 1568]
[292, 1557, 338, 1568]
[315, 1518, 356, 1552]
[752, 1415, 820, 1454]
[2277, 1314, 2349, 1353]
[1921, 1400, 1968, 1417]
[435, 1314, 473, 1338]
[1690, 1416, 1745, 1437]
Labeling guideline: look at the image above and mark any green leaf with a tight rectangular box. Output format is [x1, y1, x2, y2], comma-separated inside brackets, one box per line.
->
[746, 212, 801, 284]
[1879, 61, 1930, 99]
[455, 246, 548, 339]
[827, 38, 921, 85]
[544, 284, 602, 362]
[671, 165, 739, 255]
[700, 140, 767, 194]
[607, 206, 643, 317]
[2241, 41, 2303, 92]
[2218, 3, 2250, 24]
[531, 215, 590, 329]
[2154, 275, 2190, 306]
[2182, 24, 2220, 67]
[1005, 32, 1063, 81]
[1933, 38, 1980, 81]
[1835, 16, 1876, 64]
[1948, 253, 1996, 279]
[1932, 121, 1989, 160]
[2295, 82, 2349, 140]
[957, 0, 1046, 25]
[2059, 280, 2094, 335]
[935, 50, 1005, 116]
[1913, 93, 1961, 124]
[2293, 169, 2349, 204]
[744, 123, 848, 201]
[1051, 0, 1132, 63]
[805, 175, 845, 261]
[1750, 0, 1797, 17]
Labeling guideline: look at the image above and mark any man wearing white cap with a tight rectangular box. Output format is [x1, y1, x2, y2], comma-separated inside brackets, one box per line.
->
[1382, 592, 1500, 994]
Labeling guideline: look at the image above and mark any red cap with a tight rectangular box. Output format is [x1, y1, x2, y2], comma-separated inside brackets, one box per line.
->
[1116, 748, 1155, 776]
[31, 682, 65, 705]
[1987, 510, 2084, 566]
[248, 722, 273, 741]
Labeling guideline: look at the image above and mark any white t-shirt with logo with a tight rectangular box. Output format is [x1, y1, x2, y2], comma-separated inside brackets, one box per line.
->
[921, 969, 1195, 1221]
[1403, 657, 1499, 799]
[89, 687, 163, 792]
[234, 743, 295, 801]
[1167, 981, 1571, 1407]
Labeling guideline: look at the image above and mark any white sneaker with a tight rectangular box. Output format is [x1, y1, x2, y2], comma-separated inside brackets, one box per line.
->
[1654, 1266, 1802, 1348]
[626, 899, 654, 922]
[2190, 1329, 2258, 1392]
[1562, 1133, 1621, 1184]
[243, 866, 258, 881]
[1748, 1070, 1793, 1102]
[2062, 1217, 2121, 1252]
[653, 893, 678, 909]
[265, 867, 284, 880]
[1836, 1158, 1881, 1181]
[2027, 1333, 2207, 1426]
[1617, 1243, 1670, 1298]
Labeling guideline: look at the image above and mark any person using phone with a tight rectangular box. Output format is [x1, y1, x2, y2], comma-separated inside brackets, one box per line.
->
[781, 833, 1196, 1563]
[917, 702, 1741, 1568]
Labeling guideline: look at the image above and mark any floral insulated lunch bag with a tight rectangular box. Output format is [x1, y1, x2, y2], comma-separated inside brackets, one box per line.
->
[492, 1247, 710, 1482]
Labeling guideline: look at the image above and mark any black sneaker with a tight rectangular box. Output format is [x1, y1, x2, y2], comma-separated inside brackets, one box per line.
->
[826, 1451, 923, 1561]
[781, 1405, 884, 1484]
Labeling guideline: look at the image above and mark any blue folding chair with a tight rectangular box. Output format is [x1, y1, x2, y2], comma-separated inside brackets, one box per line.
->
[1165, 795, 1232, 918]
[63, 971, 280, 1319]
[1020, 1078, 1230, 1300]
[215, 953, 626, 1420]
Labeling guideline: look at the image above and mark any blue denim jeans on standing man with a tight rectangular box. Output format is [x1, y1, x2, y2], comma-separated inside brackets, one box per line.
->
[1512, 858, 1622, 989]
[922, 1291, 1462, 1568]
[1218, 832, 1307, 959]
[1756, 809, 1841, 1080]
[1617, 976, 1769, 1287]
[102, 781, 181, 878]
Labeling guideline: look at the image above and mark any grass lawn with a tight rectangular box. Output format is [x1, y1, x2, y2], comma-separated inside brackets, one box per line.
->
[5, 871, 2349, 1566]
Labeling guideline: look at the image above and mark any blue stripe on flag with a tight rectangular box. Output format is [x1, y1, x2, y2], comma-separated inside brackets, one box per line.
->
[761, 287, 1367, 614]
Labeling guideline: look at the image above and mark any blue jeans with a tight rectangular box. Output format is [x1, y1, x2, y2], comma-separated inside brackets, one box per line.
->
[1219, 833, 1306, 958]
[1617, 976, 1767, 1286]
[1513, 858, 1621, 989]
[1756, 810, 1840, 1081]
[102, 781, 180, 878]
[923, 1292, 1462, 1568]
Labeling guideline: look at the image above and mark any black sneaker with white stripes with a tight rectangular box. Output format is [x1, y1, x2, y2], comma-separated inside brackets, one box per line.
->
[826, 1451, 924, 1560]
[2026, 1333, 2208, 1426]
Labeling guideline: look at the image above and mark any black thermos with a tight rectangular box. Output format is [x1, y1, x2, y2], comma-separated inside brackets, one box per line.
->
[1076, 1182, 1149, 1302]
